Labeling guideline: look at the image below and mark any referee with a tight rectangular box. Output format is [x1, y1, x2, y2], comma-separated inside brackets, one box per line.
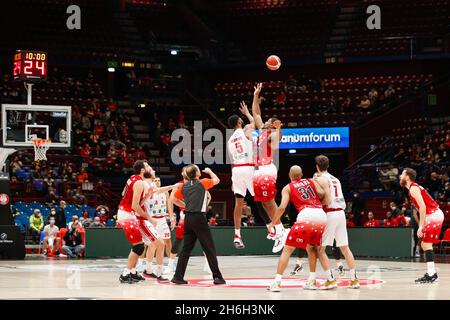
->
[171, 165, 226, 285]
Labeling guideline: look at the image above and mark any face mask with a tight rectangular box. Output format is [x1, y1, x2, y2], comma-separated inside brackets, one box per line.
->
[100, 210, 106, 214]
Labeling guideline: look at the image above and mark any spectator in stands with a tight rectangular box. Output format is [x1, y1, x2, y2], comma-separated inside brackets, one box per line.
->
[428, 172, 441, 199]
[10, 156, 22, 173]
[43, 191, 58, 206]
[81, 114, 91, 130]
[326, 96, 338, 113]
[67, 216, 78, 229]
[383, 211, 398, 227]
[274, 90, 286, 106]
[368, 88, 379, 105]
[46, 207, 57, 223]
[177, 110, 186, 129]
[358, 95, 371, 110]
[55, 207, 66, 230]
[364, 211, 380, 227]
[90, 216, 105, 228]
[393, 147, 408, 165]
[444, 182, 450, 202]
[43, 218, 60, 256]
[29, 209, 44, 241]
[396, 206, 410, 226]
[81, 210, 93, 227]
[346, 213, 356, 227]
[94, 205, 110, 223]
[285, 75, 297, 93]
[341, 97, 354, 112]
[74, 187, 87, 207]
[389, 202, 401, 218]
[384, 86, 396, 100]
[62, 220, 84, 258]
[76, 169, 89, 183]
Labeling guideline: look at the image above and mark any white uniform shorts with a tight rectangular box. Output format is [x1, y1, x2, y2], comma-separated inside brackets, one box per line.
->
[231, 166, 255, 197]
[154, 216, 171, 240]
[117, 209, 134, 221]
[321, 210, 349, 247]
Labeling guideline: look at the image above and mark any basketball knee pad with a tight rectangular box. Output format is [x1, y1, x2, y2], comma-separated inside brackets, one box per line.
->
[132, 243, 145, 255]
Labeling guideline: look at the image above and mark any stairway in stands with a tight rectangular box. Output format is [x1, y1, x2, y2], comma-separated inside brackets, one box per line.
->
[324, 5, 359, 58]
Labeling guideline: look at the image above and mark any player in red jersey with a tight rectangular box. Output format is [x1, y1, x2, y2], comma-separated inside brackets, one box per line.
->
[267, 165, 336, 292]
[116, 160, 175, 284]
[400, 168, 444, 283]
[251, 83, 285, 253]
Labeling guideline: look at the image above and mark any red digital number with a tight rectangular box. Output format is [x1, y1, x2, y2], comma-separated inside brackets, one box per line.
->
[35, 61, 46, 76]
[333, 185, 338, 197]
[235, 142, 243, 154]
[13, 61, 21, 76]
[23, 60, 33, 75]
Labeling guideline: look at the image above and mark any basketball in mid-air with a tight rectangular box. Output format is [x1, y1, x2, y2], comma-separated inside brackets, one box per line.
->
[266, 55, 281, 70]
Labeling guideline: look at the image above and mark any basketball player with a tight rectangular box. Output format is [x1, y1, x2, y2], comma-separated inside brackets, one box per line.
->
[251, 83, 285, 252]
[267, 165, 335, 292]
[399, 168, 444, 283]
[227, 101, 275, 249]
[116, 160, 162, 284]
[314, 155, 359, 289]
[142, 176, 176, 281]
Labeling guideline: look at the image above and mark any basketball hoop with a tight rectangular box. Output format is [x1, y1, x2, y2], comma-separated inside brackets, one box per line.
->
[32, 139, 51, 161]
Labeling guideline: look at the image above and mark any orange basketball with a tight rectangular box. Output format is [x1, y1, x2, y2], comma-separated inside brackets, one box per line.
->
[266, 55, 281, 70]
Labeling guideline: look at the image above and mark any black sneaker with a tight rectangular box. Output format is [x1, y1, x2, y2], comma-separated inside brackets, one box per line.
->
[290, 264, 303, 276]
[171, 277, 188, 285]
[142, 271, 158, 279]
[119, 274, 136, 284]
[415, 273, 438, 284]
[130, 272, 145, 282]
[157, 275, 170, 282]
[213, 277, 226, 285]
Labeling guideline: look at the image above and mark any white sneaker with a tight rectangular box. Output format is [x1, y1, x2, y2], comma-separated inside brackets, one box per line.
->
[303, 279, 319, 290]
[272, 228, 288, 253]
[163, 266, 172, 274]
[267, 280, 281, 292]
[233, 236, 245, 249]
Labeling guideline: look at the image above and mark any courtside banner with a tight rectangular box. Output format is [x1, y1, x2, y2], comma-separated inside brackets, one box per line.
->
[278, 127, 350, 149]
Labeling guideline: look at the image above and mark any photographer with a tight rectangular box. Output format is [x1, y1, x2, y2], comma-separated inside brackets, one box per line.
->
[62, 220, 85, 258]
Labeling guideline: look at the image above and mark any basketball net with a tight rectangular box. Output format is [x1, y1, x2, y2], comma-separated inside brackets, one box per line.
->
[32, 139, 51, 161]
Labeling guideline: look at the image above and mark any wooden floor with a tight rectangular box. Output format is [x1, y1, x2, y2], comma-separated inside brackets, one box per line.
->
[0, 255, 449, 300]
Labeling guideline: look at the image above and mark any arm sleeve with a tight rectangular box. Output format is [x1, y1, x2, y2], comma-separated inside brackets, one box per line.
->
[173, 183, 184, 200]
[200, 179, 214, 190]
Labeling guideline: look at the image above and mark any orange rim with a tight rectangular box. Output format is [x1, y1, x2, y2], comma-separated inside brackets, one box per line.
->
[32, 139, 51, 147]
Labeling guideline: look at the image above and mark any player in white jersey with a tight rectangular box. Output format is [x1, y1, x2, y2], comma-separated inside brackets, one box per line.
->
[227, 101, 257, 249]
[140, 176, 176, 282]
[313, 155, 359, 289]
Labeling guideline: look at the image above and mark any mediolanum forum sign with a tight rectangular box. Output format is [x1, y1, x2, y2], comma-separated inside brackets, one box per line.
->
[278, 127, 350, 149]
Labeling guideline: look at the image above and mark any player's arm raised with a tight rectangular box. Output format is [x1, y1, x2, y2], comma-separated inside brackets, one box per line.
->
[271, 184, 291, 228]
[410, 186, 426, 237]
[203, 167, 220, 186]
[153, 184, 178, 194]
[239, 101, 255, 140]
[252, 83, 264, 130]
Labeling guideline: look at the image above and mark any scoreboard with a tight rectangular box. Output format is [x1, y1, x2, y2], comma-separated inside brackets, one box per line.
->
[13, 50, 47, 82]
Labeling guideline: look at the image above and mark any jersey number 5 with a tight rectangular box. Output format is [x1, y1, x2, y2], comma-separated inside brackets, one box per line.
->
[235, 142, 243, 154]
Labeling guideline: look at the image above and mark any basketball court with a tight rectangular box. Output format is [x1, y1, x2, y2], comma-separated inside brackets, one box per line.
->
[0, 256, 449, 300]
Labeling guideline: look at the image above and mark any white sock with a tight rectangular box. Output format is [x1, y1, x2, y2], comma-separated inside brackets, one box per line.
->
[168, 258, 174, 268]
[122, 268, 131, 277]
[427, 261, 436, 275]
[350, 269, 356, 281]
[275, 274, 282, 282]
[325, 269, 334, 281]
[130, 268, 136, 274]
[157, 264, 163, 277]
[274, 223, 284, 235]
[308, 272, 316, 281]
[296, 258, 303, 266]
[146, 265, 153, 274]
[234, 229, 241, 238]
